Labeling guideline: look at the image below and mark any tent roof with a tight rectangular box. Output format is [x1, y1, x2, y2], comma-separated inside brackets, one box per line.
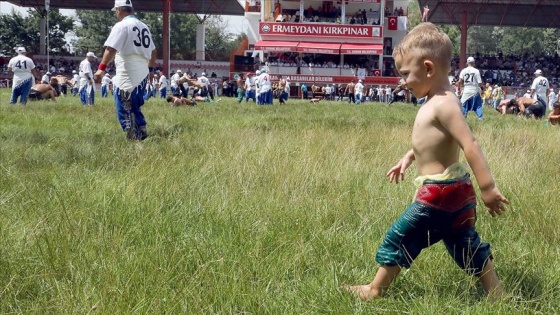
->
[418, 0, 560, 28]
[4, 0, 245, 15]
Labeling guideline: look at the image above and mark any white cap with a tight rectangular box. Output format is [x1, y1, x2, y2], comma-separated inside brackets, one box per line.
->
[358, 79, 363, 83]
[112, 0, 133, 10]
[177, 69, 182, 73]
[16, 47, 26, 53]
[201, 72, 206, 76]
[466, 56, 475, 63]
[86, 52, 97, 58]
[46, 72, 51, 75]
[105, 73, 110, 76]
[535, 69, 542, 75]
[72, 70, 77, 73]
[256, 70, 261, 75]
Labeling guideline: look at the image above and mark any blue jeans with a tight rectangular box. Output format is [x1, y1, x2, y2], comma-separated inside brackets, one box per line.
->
[101, 85, 109, 97]
[462, 93, 483, 119]
[79, 84, 95, 105]
[159, 88, 166, 98]
[245, 90, 256, 102]
[10, 78, 33, 105]
[355, 93, 362, 104]
[115, 77, 148, 134]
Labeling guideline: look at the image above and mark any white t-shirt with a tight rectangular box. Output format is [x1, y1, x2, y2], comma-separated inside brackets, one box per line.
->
[459, 66, 482, 103]
[171, 73, 181, 88]
[254, 77, 260, 94]
[158, 75, 167, 90]
[72, 74, 80, 86]
[354, 82, 364, 95]
[104, 15, 155, 92]
[548, 91, 557, 105]
[245, 77, 255, 91]
[259, 73, 271, 92]
[101, 76, 112, 86]
[79, 58, 93, 88]
[531, 76, 549, 101]
[284, 79, 290, 93]
[8, 54, 35, 89]
[197, 75, 210, 88]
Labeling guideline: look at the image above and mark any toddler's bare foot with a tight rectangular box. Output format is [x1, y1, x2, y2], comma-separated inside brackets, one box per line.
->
[342, 284, 380, 301]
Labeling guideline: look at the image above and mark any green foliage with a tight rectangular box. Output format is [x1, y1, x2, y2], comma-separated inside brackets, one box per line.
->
[0, 8, 74, 56]
[72, 12, 242, 61]
[1, 91, 560, 313]
[73, 10, 117, 56]
[467, 26, 560, 56]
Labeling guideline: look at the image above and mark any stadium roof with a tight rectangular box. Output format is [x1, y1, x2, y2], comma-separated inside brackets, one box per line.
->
[418, 0, 560, 28]
[4, 0, 245, 16]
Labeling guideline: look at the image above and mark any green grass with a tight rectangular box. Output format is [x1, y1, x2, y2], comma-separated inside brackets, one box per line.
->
[1, 90, 559, 314]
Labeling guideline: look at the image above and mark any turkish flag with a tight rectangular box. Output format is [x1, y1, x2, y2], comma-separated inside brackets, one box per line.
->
[388, 16, 397, 30]
[373, 70, 381, 77]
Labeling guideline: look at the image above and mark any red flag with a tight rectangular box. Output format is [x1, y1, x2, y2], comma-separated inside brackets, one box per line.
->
[388, 16, 397, 30]
[422, 6, 429, 22]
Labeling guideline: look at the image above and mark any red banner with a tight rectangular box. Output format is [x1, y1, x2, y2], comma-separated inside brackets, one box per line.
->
[260, 22, 382, 39]
[387, 17, 397, 30]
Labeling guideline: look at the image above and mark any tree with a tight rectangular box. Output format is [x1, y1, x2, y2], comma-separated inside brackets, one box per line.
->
[73, 10, 117, 56]
[0, 9, 30, 56]
[205, 16, 242, 61]
[0, 8, 74, 56]
[73, 11, 242, 61]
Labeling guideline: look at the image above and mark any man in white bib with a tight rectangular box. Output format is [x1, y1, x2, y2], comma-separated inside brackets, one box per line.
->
[8, 47, 39, 105]
[94, 0, 156, 140]
[530, 69, 549, 109]
[458, 56, 484, 119]
[79, 52, 96, 105]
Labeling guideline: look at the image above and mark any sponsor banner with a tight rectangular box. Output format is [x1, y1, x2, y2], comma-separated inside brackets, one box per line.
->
[260, 22, 382, 39]
[264, 74, 399, 85]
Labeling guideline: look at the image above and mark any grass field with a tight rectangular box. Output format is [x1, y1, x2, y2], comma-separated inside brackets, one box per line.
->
[1, 90, 559, 314]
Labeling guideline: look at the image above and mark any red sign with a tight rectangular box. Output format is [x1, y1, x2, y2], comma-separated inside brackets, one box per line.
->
[260, 22, 382, 39]
[267, 74, 399, 85]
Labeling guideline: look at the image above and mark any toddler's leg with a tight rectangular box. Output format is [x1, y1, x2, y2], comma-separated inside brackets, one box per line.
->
[478, 259, 504, 302]
[344, 265, 401, 300]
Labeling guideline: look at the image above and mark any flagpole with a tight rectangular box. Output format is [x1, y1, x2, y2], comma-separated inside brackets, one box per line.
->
[46, 0, 50, 72]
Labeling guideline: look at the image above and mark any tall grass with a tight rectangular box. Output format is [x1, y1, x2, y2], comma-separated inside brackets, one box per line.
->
[1, 90, 559, 314]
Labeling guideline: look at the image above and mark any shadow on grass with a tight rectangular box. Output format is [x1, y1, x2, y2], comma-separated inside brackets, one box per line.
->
[149, 123, 195, 139]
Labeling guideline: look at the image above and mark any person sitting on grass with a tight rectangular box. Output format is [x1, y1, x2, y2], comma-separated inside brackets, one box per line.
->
[344, 22, 508, 302]
[166, 95, 196, 106]
[547, 101, 560, 125]
[28, 83, 58, 101]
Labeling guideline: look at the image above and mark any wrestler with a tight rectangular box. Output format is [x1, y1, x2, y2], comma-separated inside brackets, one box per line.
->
[496, 98, 520, 115]
[28, 83, 58, 101]
[547, 101, 560, 125]
[54, 75, 73, 96]
[166, 95, 196, 106]
[515, 95, 547, 119]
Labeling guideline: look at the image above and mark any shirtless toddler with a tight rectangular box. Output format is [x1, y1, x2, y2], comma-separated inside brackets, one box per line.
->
[345, 22, 508, 301]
